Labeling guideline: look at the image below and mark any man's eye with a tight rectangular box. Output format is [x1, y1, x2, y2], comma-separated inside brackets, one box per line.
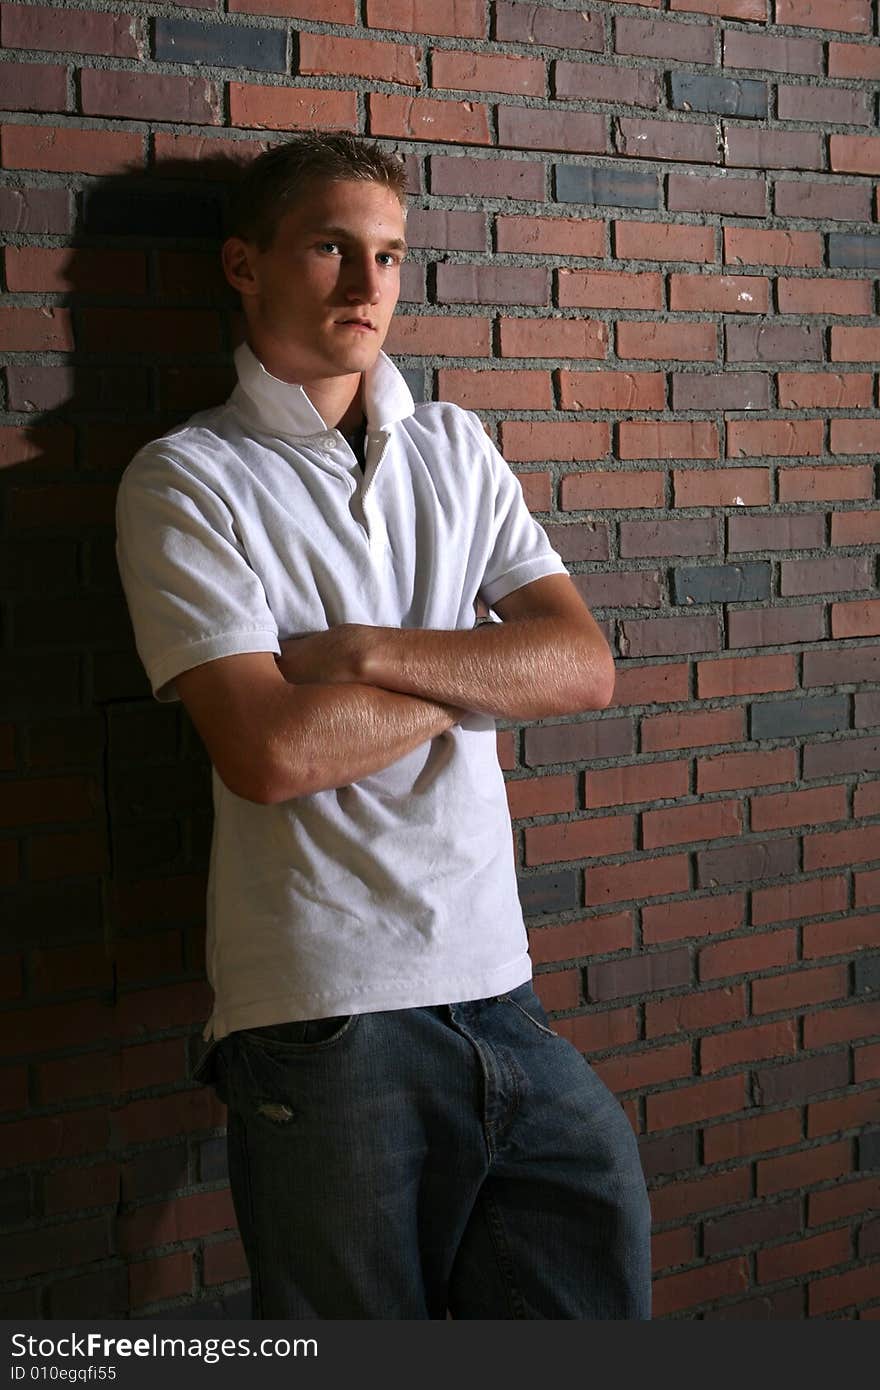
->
[318, 242, 341, 254]
[378, 253, 402, 266]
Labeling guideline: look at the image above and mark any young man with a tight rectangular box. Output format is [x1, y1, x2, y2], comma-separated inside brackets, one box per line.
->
[116, 133, 651, 1320]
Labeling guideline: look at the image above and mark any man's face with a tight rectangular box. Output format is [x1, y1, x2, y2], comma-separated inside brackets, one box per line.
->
[225, 178, 407, 384]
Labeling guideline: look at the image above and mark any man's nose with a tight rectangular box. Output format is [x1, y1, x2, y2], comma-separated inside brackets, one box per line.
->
[344, 255, 381, 304]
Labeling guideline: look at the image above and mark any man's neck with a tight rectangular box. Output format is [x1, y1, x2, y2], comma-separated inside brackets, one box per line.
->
[245, 338, 365, 434]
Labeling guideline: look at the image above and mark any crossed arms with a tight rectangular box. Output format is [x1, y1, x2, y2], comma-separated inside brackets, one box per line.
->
[175, 573, 615, 805]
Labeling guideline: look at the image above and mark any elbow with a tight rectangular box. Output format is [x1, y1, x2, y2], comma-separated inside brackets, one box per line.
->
[574, 648, 615, 713]
[217, 750, 313, 805]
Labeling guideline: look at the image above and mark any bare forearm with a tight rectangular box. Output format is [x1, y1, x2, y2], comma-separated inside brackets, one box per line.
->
[360, 620, 613, 719]
[261, 680, 459, 799]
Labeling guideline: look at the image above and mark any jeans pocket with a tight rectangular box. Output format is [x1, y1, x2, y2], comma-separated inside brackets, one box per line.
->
[504, 985, 558, 1039]
[238, 1015, 358, 1051]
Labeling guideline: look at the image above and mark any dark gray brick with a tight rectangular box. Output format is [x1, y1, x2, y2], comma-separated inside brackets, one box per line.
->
[828, 234, 880, 271]
[704, 1197, 800, 1257]
[638, 1130, 696, 1180]
[155, 19, 287, 73]
[517, 870, 580, 916]
[555, 163, 659, 210]
[859, 1129, 880, 1170]
[674, 562, 771, 604]
[399, 366, 426, 402]
[753, 1050, 849, 1106]
[750, 694, 849, 741]
[588, 948, 691, 1003]
[854, 954, 880, 995]
[698, 837, 799, 887]
[199, 1136, 229, 1182]
[671, 72, 767, 120]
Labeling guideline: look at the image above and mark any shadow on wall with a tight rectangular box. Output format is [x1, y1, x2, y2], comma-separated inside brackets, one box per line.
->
[3, 156, 257, 1318]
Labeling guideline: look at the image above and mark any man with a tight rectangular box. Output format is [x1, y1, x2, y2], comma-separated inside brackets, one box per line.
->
[116, 132, 651, 1320]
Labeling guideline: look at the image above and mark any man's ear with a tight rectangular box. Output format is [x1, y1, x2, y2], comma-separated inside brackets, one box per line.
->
[222, 236, 260, 297]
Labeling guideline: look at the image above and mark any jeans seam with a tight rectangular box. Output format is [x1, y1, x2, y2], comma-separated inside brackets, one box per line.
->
[479, 1186, 529, 1320]
[505, 995, 557, 1038]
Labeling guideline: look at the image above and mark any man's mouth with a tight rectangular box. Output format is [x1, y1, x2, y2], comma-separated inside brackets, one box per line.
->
[336, 317, 376, 332]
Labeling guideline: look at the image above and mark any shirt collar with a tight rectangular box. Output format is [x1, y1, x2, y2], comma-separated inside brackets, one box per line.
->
[229, 340, 415, 438]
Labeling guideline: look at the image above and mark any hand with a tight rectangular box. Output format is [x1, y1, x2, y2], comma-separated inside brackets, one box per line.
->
[276, 625, 371, 686]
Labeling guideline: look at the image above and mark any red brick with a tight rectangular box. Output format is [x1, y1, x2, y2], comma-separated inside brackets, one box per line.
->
[612, 663, 690, 708]
[365, 0, 485, 37]
[774, 178, 872, 221]
[525, 814, 633, 866]
[616, 15, 715, 63]
[757, 1138, 850, 1196]
[804, 1000, 880, 1048]
[0, 60, 67, 111]
[43, 1162, 120, 1216]
[617, 118, 720, 165]
[616, 221, 715, 264]
[809, 1090, 880, 1138]
[701, 1019, 798, 1072]
[2, 5, 141, 56]
[496, 215, 604, 258]
[645, 711, 739, 756]
[724, 29, 822, 74]
[500, 421, 608, 466]
[705, 1107, 801, 1164]
[643, 799, 742, 851]
[203, 1236, 249, 1286]
[752, 784, 848, 832]
[675, 467, 772, 508]
[586, 760, 690, 811]
[532, 968, 580, 1013]
[230, 84, 356, 130]
[652, 1225, 696, 1272]
[725, 227, 821, 268]
[231, 0, 353, 15]
[753, 874, 848, 927]
[832, 327, 880, 362]
[430, 154, 544, 200]
[385, 315, 490, 357]
[554, 60, 661, 108]
[1, 124, 141, 175]
[646, 1074, 747, 1132]
[829, 600, 880, 638]
[810, 1263, 880, 1316]
[832, 511, 880, 546]
[437, 264, 547, 307]
[432, 50, 543, 97]
[778, 84, 871, 126]
[810, 1175, 880, 1226]
[587, 853, 691, 907]
[553, 1007, 638, 1055]
[595, 1042, 692, 1095]
[617, 320, 717, 362]
[700, 928, 797, 983]
[779, 278, 873, 316]
[620, 422, 718, 460]
[654, 1256, 750, 1318]
[828, 40, 880, 78]
[648, 984, 745, 1040]
[499, 317, 606, 360]
[0, 307, 72, 352]
[496, 2, 603, 49]
[528, 915, 633, 965]
[118, 1190, 236, 1255]
[778, 372, 873, 408]
[668, 172, 767, 217]
[5, 246, 146, 295]
[506, 773, 576, 821]
[643, 893, 744, 945]
[759, 1227, 850, 1285]
[779, 464, 873, 503]
[299, 33, 420, 84]
[438, 368, 551, 411]
[2, 1107, 109, 1166]
[832, 419, 880, 455]
[753, 963, 849, 1015]
[115, 1088, 225, 1146]
[670, 273, 768, 313]
[559, 370, 665, 411]
[697, 653, 796, 699]
[558, 269, 662, 310]
[856, 1043, 880, 1082]
[804, 911, 880, 959]
[152, 131, 266, 172]
[497, 106, 605, 155]
[129, 1251, 193, 1309]
[671, 0, 766, 14]
[79, 308, 221, 355]
[81, 69, 219, 123]
[776, 0, 871, 32]
[561, 470, 664, 510]
[725, 126, 824, 170]
[728, 418, 824, 457]
[369, 93, 489, 144]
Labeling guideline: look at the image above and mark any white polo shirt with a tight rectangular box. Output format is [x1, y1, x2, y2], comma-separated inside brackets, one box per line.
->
[116, 342, 568, 1039]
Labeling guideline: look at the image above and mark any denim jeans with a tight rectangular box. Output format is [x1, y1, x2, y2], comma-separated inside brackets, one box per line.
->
[195, 981, 652, 1319]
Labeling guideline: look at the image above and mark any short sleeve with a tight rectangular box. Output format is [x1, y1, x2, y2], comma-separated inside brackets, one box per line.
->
[116, 448, 280, 702]
[468, 419, 568, 609]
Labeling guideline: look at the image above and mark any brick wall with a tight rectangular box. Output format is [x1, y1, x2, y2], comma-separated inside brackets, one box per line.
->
[1, 0, 878, 1320]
